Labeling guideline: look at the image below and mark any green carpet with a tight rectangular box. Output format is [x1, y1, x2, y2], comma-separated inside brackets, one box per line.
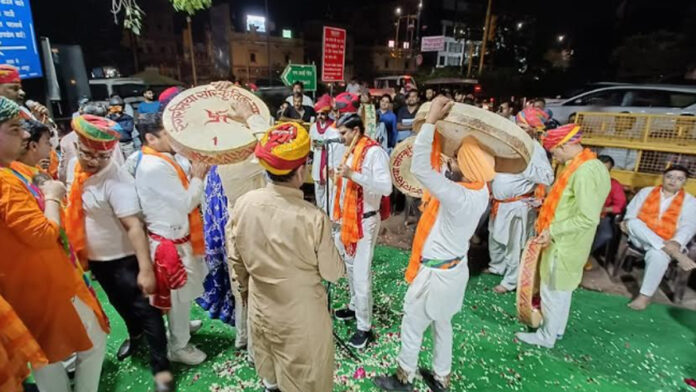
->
[97, 246, 696, 391]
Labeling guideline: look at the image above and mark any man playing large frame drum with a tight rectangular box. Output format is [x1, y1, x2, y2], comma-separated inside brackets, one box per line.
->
[516, 124, 610, 348]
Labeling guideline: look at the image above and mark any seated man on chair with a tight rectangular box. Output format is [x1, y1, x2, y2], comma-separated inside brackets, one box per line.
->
[587, 155, 627, 269]
[621, 165, 696, 310]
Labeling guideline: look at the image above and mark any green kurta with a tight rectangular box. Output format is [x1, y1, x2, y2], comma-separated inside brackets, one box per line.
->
[540, 158, 611, 291]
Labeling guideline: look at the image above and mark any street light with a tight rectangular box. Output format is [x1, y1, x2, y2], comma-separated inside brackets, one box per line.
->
[516, 22, 523, 30]
[557, 34, 565, 43]
[418, 2, 422, 9]
[395, 7, 401, 15]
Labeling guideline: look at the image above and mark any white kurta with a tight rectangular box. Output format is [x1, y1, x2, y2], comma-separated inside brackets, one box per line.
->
[396, 123, 489, 381]
[135, 152, 207, 303]
[334, 142, 392, 332]
[488, 141, 554, 289]
[309, 121, 345, 213]
[624, 186, 696, 296]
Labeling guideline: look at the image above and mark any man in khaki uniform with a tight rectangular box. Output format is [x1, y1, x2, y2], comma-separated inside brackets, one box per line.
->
[227, 122, 345, 392]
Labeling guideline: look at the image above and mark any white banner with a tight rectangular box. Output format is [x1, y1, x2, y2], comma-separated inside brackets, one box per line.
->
[420, 35, 445, 52]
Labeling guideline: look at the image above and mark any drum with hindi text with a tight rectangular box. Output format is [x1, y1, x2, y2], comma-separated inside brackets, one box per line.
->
[162, 84, 271, 165]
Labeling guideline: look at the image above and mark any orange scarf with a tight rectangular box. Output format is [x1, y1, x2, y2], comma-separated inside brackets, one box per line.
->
[332, 136, 379, 256]
[9, 161, 38, 180]
[535, 148, 596, 233]
[48, 149, 59, 179]
[65, 162, 94, 269]
[142, 147, 205, 255]
[0, 295, 48, 391]
[637, 186, 685, 240]
[405, 133, 484, 283]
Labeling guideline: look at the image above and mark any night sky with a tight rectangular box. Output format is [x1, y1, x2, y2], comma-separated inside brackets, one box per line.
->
[27, 0, 696, 83]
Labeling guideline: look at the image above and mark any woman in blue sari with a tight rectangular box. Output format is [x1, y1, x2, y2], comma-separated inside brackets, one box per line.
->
[197, 166, 235, 325]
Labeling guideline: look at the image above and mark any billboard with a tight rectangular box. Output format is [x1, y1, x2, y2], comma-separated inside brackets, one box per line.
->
[420, 35, 446, 52]
[321, 26, 346, 83]
[246, 15, 266, 33]
[0, 0, 42, 79]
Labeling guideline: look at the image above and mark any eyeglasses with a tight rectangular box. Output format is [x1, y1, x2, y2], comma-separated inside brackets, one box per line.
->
[77, 148, 112, 162]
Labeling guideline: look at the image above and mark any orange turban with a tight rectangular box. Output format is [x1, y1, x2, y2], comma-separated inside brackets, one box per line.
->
[254, 122, 310, 175]
[456, 137, 496, 182]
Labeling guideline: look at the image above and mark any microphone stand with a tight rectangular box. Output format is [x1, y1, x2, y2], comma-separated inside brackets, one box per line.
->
[323, 135, 359, 362]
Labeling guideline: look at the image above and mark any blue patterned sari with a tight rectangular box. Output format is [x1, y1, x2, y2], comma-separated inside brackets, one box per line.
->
[196, 166, 235, 325]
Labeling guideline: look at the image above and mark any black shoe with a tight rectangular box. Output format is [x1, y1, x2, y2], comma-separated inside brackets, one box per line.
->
[155, 379, 176, 392]
[335, 307, 356, 320]
[348, 329, 373, 349]
[117, 335, 141, 361]
[22, 382, 39, 392]
[419, 368, 450, 392]
[373, 375, 413, 391]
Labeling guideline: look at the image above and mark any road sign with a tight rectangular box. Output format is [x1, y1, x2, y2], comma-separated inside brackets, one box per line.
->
[322, 26, 346, 82]
[0, 0, 43, 79]
[421, 35, 445, 52]
[281, 64, 317, 91]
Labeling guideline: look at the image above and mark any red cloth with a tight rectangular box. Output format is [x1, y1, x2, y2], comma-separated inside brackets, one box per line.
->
[0, 65, 20, 84]
[542, 124, 582, 150]
[315, 120, 333, 183]
[603, 178, 627, 216]
[314, 94, 333, 113]
[149, 233, 188, 311]
[335, 92, 359, 113]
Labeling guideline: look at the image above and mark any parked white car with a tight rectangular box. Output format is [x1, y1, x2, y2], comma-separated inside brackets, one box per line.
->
[546, 84, 696, 124]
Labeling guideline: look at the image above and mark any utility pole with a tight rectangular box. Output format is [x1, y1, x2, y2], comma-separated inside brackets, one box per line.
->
[129, 31, 140, 73]
[187, 16, 198, 85]
[265, 0, 272, 80]
[416, 2, 422, 45]
[478, 0, 492, 76]
[466, 41, 475, 77]
[395, 17, 400, 51]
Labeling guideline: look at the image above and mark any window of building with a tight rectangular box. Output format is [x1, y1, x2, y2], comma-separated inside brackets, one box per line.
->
[447, 56, 460, 66]
[285, 54, 290, 64]
[438, 56, 446, 66]
[385, 59, 389, 68]
[250, 53, 257, 64]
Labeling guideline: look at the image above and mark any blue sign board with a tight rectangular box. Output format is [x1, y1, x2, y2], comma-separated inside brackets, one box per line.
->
[0, 0, 42, 79]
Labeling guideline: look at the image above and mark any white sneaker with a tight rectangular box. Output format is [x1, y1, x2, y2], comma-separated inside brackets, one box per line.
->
[189, 320, 203, 334]
[515, 332, 555, 349]
[169, 344, 207, 365]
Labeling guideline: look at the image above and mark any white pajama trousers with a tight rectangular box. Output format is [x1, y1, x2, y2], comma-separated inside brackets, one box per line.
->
[149, 238, 207, 352]
[335, 214, 380, 331]
[231, 277, 255, 362]
[533, 283, 573, 346]
[626, 219, 671, 297]
[315, 183, 328, 213]
[397, 306, 454, 382]
[488, 216, 526, 290]
[397, 262, 470, 382]
[168, 298, 192, 352]
[33, 297, 107, 392]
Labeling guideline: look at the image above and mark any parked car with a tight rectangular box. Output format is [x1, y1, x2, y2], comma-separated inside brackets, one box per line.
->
[255, 78, 292, 116]
[547, 84, 696, 124]
[370, 75, 418, 98]
[89, 77, 147, 108]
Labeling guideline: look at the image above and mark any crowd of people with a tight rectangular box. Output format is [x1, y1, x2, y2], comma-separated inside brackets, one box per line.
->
[1, 61, 695, 392]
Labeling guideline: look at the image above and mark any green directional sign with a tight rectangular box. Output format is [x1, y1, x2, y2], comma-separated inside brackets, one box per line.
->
[281, 64, 317, 91]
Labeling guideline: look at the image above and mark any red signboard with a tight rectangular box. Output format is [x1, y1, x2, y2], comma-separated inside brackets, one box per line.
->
[322, 26, 346, 82]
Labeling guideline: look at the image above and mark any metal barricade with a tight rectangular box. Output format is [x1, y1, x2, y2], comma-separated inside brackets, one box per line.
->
[575, 112, 696, 193]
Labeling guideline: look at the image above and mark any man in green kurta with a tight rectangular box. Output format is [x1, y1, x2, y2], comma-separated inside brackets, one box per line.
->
[516, 123, 610, 349]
